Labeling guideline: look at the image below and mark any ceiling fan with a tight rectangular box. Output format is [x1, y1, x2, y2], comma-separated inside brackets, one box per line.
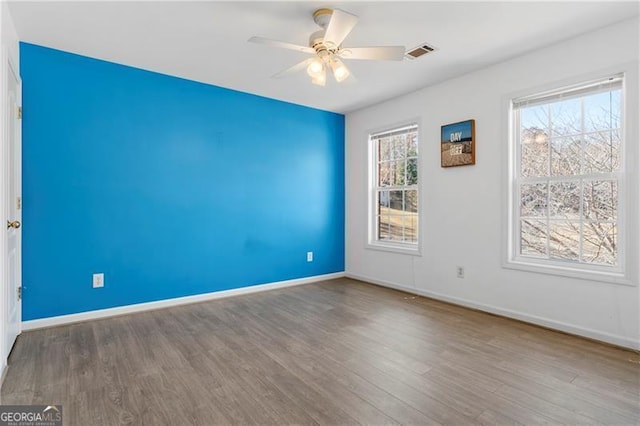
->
[249, 8, 406, 86]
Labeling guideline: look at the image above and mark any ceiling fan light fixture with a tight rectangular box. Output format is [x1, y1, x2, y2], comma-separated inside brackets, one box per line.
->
[311, 67, 327, 86]
[330, 58, 350, 82]
[306, 58, 324, 77]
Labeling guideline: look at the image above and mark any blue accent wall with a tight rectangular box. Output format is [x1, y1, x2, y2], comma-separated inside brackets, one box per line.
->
[20, 43, 345, 321]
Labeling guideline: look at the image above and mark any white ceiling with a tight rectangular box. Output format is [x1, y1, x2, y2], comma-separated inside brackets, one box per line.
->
[8, 1, 639, 113]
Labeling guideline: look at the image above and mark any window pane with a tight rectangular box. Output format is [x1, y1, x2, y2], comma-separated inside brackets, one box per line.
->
[549, 181, 580, 219]
[406, 158, 418, 185]
[405, 214, 418, 243]
[549, 220, 580, 261]
[379, 138, 390, 161]
[521, 141, 549, 177]
[551, 98, 581, 137]
[550, 137, 581, 176]
[399, 134, 407, 154]
[583, 180, 617, 221]
[520, 105, 549, 140]
[400, 215, 412, 242]
[378, 190, 389, 215]
[387, 160, 398, 185]
[378, 216, 390, 240]
[391, 136, 405, 160]
[392, 160, 406, 186]
[583, 130, 620, 173]
[584, 90, 621, 132]
[520, 183, 547, 217]
[389, 216, 404, 241]
[405, 190, 418, 213]
[610, 90, 621, 130]
[406, 133, 418, 157]
[521, 219, 547, 257]
[582, 222, 616, 265]
[389, 190, 403, 211]
[378, 161, 390, 186]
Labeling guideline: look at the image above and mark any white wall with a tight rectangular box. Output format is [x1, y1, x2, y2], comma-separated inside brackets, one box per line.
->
[346, 18, 639, 349]
[0, 1, 20, 378]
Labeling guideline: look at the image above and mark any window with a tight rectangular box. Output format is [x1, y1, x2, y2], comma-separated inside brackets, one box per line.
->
[369, 124, 419, 250]
[510, 75, 624, 275]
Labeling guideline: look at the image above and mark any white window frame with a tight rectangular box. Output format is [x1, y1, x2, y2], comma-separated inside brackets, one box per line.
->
[504, 70, 637, 286]
[367, 122, 421, 255]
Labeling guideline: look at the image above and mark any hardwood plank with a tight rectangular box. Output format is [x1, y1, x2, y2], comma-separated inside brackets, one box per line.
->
[493, 384, 599, 424]
[476, 409, 525, 426]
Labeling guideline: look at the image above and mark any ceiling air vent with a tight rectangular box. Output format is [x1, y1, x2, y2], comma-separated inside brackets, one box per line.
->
[405, 43, 436, 60]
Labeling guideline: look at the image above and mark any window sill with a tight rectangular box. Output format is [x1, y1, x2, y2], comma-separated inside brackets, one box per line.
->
[366, 242, 422, 256]
[503, 258, 635, 286]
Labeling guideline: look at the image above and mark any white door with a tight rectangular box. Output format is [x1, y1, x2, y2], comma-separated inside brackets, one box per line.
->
[5, 58, 21, 355]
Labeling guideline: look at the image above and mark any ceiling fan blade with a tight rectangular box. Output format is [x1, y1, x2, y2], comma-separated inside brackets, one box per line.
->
[339, 46, 406, 61]
[248, 36, 315, 54]
[272, 58, 315, 79]
[323, 9, 358, 48]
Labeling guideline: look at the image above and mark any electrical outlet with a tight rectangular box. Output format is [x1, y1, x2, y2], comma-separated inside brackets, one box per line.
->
[456, 266, 464, 279]
[93, 273, 104, 288]
[307, 251, 313, 262]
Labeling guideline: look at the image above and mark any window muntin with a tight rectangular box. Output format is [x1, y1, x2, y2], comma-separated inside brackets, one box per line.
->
[370, 125, 419, 248]
[513, 76, 623, 269]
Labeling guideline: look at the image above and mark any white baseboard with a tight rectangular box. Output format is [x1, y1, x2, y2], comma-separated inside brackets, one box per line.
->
[22, 272, 345, 331]
[346, 273, 639, 350]
[0, 361, 6, 387]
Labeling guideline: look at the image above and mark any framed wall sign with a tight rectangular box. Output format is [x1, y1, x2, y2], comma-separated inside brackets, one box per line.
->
[441, 119, 475, 167]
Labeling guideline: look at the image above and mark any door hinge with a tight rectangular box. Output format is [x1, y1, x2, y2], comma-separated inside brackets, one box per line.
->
[17, 286, 22, 301]
[17, 106, 22, 119]
[17, 196, 21, 210]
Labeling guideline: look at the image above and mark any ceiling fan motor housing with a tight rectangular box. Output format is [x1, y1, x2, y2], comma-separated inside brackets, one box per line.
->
[309, 30, 331, 58]
[310, 9, 340, 59]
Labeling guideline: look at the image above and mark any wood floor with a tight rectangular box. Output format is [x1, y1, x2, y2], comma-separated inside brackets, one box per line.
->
[2, 278, 639, 425]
